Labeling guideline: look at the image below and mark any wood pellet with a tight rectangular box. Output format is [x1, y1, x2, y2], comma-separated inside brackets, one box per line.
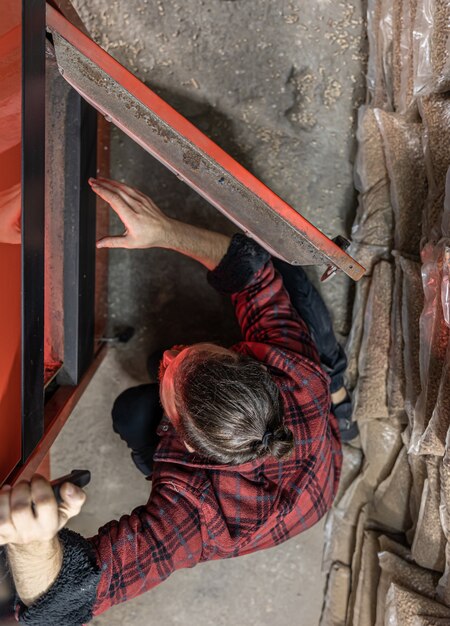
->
[399, 257, 423, 427]
[375, 551, 441, 626]
[352, 261, 393, 422]
[418, 95, 450, 243]
[374, 110, 426, 256]
[414, 0, 450, 95]
[385, 583, 450, 624]
[352, 107, 394, 255]
[411, 458, 446, 572]
[368, 447, 412, 534]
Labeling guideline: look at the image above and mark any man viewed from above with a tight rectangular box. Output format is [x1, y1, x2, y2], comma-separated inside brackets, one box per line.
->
[0, 178, 356, 625]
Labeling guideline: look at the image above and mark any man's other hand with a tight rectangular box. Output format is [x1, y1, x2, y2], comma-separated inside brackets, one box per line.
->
[89, 177, 173, 250]
[0, 474, 86, 546]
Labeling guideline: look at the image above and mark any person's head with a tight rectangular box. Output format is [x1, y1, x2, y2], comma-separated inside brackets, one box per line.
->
[160, 343, 294, 465]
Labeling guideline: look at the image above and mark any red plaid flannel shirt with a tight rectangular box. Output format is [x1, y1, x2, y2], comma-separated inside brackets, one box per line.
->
[88, 245, 342, 617]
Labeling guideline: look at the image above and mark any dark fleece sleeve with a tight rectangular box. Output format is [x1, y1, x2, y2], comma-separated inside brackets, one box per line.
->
[207, 234, 270, 294]
[16, 529, 101, 626]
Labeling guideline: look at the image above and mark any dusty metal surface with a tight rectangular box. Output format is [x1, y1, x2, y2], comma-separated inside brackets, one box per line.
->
[47, 4, 364, 280]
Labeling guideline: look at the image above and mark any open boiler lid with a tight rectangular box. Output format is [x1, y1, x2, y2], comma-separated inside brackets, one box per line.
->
[46, 3, 365, 281]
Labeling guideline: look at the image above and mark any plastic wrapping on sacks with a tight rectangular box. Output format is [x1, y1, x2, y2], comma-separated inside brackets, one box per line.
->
[322, 507, 358, 573]
[322, 444, 362, 572]
[375, 552, 441, 626]
[345, 277, 372, 392]
[357, 419, 404, 493]
[436, 543, 450, 607]
[346, 507, 369, 626]
[351, 107, 393, 271]
[387, 259, 408, 421]
[442, 246, 450, 327]
[439, 433, 450, 539]
[399, 0, 420, 114]
[319, 562, 351, 626]
[385, 583, 450, 625]
[408, 453, 428, 540]
[418, 95, 450, 245]
[351, 531, 381, 626]
[352, 261, 393, 423]
[367, 0, 394, 109]
[409, 243, 450, 454]
[322, 420, 403, 573]
[368, 447, 412, 533]
[374, 110, 427, 256]
[378, 535, 414, 561]
[400, 257, 424, 427]
[334, 444, 364, 506]
[440, 167, 450, 326]
[419, 339, 450, 456]
[437, 434, 450, 607]
[392, 0, 404, 110]
[412, 457, 446, 572]
[411, 616, 450, 625]
[413, 0, 450, 96]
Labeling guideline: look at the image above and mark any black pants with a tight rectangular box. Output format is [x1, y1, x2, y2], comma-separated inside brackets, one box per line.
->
[112, 262, 347, 477]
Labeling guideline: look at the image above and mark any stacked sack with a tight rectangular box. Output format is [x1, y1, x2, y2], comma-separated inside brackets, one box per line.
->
[320, 1, 450, 624]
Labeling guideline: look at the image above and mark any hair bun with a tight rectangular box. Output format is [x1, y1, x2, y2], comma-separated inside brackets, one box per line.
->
[267, 426, 294, 460]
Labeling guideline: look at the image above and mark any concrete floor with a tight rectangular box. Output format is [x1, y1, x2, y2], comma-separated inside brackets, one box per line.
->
[51, 1, 367, 624]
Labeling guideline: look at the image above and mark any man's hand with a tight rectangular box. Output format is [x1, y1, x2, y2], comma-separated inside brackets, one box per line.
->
[0, 474, 85, 547]
[90, 177, 231, 270]
[1, 475, 86, 606]
[89, 177, 173, 249]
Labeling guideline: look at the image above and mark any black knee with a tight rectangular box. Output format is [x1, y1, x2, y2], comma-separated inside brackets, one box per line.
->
[111, 384, 162, 448]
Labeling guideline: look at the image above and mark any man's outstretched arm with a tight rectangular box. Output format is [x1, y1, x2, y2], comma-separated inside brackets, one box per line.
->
[89, 177, 231, 270]
[90, 177, 323, 365]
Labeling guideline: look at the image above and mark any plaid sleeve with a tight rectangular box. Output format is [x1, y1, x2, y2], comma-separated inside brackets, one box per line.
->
[208, 235, 321, 363]
[89, 485, 202, 617]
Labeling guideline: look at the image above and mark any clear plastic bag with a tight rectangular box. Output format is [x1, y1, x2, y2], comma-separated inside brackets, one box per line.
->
[407, 452, 428, 540]
[345, 276, 372, 391]
[412, 616, 450, 625]
[351, 530, 381, 626]
[419, 339, 450, 456]
[375, 551, 441, 626]
[353, 261, 393, 423]
[399, 0, 420, 114]
[387, 259, 408, 421]
[374, 109, 427, 257]
[322, 420, 402, 572]
[440, 167, 450, 325]
[334, 443, 364, 506]
[385, 583, 450, 624]
[392, 0, 404, 111]
[411, 457, 446, 572]
[413, 0, 450, 96]
[400, 257, 424, 428]
[367, 0, 394, 109]
[319, 562, 351, 626]
[419, 95, 450, 245]
[368, 447, 412, 533]
[442, 246, 450, 326]
[409, 243, 450, 454]
[352, 107, 394, 258]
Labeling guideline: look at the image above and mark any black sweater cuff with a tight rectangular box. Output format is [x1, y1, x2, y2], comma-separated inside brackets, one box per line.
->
[207, 234, 270, 294]
[17, 529, 101, 626]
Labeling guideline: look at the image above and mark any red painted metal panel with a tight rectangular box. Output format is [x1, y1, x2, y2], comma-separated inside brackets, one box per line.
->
[0, 0, 23, 483]
[46, 4, 365, 281]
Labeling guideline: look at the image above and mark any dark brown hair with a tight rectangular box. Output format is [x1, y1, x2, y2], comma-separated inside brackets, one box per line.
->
[174, 350, 294, 465]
